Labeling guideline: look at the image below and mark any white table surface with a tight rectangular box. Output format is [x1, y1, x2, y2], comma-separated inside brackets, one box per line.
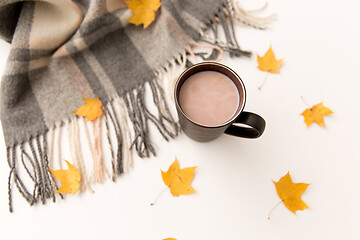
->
[1, 0, 360, 239]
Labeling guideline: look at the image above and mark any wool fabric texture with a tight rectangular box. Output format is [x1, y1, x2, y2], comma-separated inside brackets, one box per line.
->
[0, 0, 264, 211]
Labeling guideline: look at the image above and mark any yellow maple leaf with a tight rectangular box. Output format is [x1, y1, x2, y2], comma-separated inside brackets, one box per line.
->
[49, 160, 81, 195]
[161, 158, 196, 197]
[126, 0, 162, 29]
[257, 46, 283, 73]
[73, 96, 103, 121]
[301, 102, 334, 127]
[273, 172, 310, 214]
[163, 238, 176, 240]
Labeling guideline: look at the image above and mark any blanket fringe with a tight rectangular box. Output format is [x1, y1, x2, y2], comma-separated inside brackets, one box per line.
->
[68, 118, 93, 192]
[198, 0, 275, 61]
[112, 97, 133, 174]
[7, 135, 61, 212]
[122, 79, 180, 158]
[227, 0, 276, 30]
[155, 51, 187, 102]
[6, 74, 180, 211]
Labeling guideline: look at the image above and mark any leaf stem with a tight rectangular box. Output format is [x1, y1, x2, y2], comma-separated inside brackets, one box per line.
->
[150, 187, 169, 206]
[268, 200, 283, 220]
[258, 72, 269, 90]
[300, 96, 311, 108]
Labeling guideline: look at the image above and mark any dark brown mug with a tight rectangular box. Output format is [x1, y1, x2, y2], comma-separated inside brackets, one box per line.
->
[174, 62, 265, 142]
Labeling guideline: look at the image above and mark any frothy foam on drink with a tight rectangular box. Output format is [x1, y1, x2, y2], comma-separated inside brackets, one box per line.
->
[179, 71, 239, 126]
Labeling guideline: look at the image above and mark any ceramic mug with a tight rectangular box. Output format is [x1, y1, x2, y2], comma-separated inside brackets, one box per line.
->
[174, 62, 266, 142]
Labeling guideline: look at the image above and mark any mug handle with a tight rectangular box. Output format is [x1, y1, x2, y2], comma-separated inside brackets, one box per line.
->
[224, 111, 266, 138]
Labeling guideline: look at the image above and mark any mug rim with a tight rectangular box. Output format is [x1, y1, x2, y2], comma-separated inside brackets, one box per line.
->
[174, 62, 247, 128]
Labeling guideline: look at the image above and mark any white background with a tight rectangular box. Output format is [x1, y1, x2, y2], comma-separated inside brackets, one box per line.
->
[1, 0, 360, 239]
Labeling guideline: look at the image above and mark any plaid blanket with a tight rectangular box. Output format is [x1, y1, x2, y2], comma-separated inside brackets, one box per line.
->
[0, 0, 268, 211]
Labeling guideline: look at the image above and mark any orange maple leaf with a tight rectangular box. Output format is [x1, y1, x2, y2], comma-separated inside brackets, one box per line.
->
[301, 102, 333, 127]
[49, 160, 81, 195]
[273, 172, 310, 215]
[257, 46, 283, 73]
[161, 158, 196, 197]
[73, 96, 103, 121]
[126, 0, 162, 29]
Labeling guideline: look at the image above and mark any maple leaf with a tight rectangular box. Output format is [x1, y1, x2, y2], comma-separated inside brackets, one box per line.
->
[126, 0, 162, 29]
[301, 102, 334, 127]
[163, 238, 176, 240]
[49, 160, 81, 195]
[257, 46, 283, 73]
[73, 96, 103, 121]
[161, 158, 197, 197]
[273, 172, 310, 215]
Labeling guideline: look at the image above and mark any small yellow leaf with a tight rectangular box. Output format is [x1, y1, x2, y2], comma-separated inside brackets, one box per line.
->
[163, 238, 176, 240]
[126, 0, 162, 29]
[257, 46, 283, 73]
[161, 158, 196, 197]
[301, 102, 333, 127]
[49, 160, 81, 195]
[273, 172, 310, 214]
[73, 96, 103, 121]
